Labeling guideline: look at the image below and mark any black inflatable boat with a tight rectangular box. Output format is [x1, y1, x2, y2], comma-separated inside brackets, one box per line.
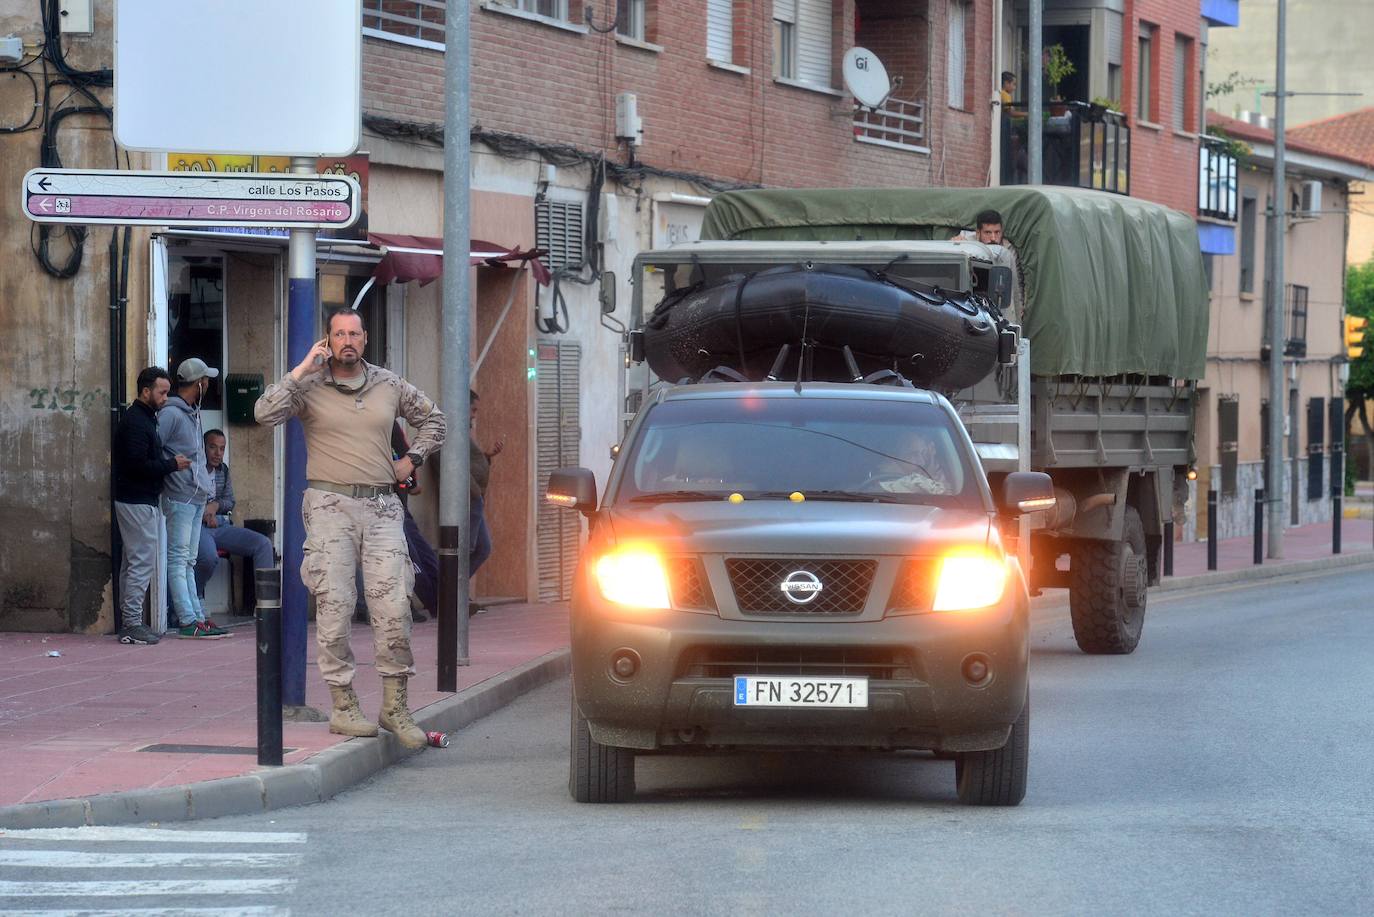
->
[643, 263, 1007, 389]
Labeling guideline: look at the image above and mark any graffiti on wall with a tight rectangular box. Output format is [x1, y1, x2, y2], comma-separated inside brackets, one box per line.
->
[28, 387, 107, 413]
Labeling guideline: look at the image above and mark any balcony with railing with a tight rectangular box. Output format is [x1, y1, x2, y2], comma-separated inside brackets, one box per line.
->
[853, 97, 929, 154]
[363, 0, 446, 48]
[1002, 101, 1130, 195]
[1199, 136, 1239, 221]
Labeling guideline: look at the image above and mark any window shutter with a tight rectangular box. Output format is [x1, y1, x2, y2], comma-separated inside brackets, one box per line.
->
[707, 0, 733, 61]
[536, 341, 582, 602]
[795, 0, 832, 86]
[947, 1, 966, 110]
[774, 0, 798, 23]
[1172, 36, 1187, 130]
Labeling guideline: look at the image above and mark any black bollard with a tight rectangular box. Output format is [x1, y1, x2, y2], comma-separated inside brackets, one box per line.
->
[1333, 485, 1342, 555]
[255, 567, 284, 767]
[1207, 490, 1218, 571]
[1253, 488, 1264, 565]
[1163, 521, 1174, 577]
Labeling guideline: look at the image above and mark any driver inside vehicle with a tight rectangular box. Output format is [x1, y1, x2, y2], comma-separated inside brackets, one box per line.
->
[867, 430, 953, 495]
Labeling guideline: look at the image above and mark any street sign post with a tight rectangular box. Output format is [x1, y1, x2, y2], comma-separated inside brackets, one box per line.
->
[22, 168, 361, 230]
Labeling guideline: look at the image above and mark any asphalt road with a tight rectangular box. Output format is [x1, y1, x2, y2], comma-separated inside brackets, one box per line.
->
[3, 567, 1372, 916]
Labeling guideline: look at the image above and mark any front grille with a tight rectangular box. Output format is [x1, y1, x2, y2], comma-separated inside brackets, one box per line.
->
[680, 645, 916, 680]
[666, 556, 712, 610]
[887, 558, 940, 613]
[726, 558, 876, 615]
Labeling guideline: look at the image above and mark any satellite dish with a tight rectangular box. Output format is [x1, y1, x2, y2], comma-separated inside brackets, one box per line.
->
[843, 47, 891, 109]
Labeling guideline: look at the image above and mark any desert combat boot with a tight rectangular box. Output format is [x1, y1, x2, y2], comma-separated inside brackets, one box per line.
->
[379, 676, 427, 749]
[328, 684, 379, 737]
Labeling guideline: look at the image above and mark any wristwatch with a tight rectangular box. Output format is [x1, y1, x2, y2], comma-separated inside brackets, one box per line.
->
[406, 451, 424, 468]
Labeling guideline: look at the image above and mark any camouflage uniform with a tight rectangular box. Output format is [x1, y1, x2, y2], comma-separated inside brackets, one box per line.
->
[255, 360, 445, 688]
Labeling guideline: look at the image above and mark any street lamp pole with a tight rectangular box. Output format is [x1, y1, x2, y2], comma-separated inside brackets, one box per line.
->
[438, 0, 473, 689]
[1028, 0, 1043, 184]
[1266, 0, 1287, 559]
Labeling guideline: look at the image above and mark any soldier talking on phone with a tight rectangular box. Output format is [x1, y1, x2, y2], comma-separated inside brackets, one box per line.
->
[255, 308, 446, 748]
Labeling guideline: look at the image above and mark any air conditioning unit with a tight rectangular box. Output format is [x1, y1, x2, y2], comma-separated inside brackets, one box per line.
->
[615, 92, 644, 147]
[1299, 180, 1322, 215]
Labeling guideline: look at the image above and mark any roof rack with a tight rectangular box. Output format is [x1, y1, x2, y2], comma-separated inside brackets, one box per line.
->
[686, 344, 916, 388]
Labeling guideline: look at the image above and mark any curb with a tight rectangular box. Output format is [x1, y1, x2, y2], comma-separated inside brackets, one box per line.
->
[1030, 550, 1374, 621]
[0, 648, 571, 830]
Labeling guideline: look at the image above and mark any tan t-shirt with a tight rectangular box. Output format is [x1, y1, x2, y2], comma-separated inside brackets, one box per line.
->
[255, 361, 446, 487]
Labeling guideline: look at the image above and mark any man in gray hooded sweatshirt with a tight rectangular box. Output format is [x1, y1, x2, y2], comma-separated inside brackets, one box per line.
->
[160, 358, 227, 638]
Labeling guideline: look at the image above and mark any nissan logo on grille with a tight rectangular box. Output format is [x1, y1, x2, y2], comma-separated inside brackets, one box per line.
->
[779, 570, 823, 605]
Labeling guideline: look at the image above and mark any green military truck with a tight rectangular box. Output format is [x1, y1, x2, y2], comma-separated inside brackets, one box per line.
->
[621, 187, 1209, 656]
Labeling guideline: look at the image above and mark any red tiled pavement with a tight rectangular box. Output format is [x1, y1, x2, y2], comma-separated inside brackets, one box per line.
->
[0, 602, 568, 807]
[0, 519, 1368, 810]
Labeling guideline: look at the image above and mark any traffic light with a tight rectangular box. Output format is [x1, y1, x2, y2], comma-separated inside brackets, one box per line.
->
[1346, 314, 1369, 360]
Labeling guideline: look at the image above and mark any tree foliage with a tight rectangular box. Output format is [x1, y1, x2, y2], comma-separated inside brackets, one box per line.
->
[1346, 261, 1374, 400]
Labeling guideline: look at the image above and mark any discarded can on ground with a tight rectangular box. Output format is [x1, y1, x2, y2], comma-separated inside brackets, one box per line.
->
[426, 731, 449, 748]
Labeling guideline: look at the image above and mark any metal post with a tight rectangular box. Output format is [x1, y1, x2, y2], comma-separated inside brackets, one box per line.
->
[282, 156, 317, 707]
[1027, 0, 1043, 185]
[1253, 488, 1265, 565]
[438, 0, 473, 690]
[1207, 489, 1218, 571]
[1332, 486, 1342, 555]
[255, 568, 283, 767]
[1266, 0, 1287, 559]
[1163, 521, 1174, 576]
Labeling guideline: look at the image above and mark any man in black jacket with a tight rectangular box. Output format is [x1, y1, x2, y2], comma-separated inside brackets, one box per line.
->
[113, 367, 191, 644]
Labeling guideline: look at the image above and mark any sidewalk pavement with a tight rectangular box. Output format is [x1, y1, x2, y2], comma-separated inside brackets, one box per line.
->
[0, 519, 1369, 828]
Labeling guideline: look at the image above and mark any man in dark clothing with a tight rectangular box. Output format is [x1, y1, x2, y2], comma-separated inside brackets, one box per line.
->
[112, 367, 191, 645]
[468, 390, 503, 615]
[194, 429, 276, 604]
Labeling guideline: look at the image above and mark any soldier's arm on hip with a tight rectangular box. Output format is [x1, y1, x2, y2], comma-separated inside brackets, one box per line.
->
[254, 374, 308, 427]
[398, 379, 447, 459]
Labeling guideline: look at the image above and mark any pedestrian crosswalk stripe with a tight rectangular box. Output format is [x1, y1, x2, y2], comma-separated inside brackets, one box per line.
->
[0, 850, 303, 869]
[0, 878, 296, 897]
[0, 827, 306, 844]
[0, 909, 290, 917]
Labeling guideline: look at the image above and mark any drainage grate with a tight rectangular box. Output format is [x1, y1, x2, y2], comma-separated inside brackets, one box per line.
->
[138, 744, 298, 755]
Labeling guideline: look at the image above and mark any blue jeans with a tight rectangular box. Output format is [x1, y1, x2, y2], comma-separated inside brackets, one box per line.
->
[470, 494, 492, 576]
[163, 498, 207, 627]
[195, 517, 276, 598]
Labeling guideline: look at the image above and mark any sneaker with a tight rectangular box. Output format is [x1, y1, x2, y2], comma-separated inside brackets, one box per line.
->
[176, 622, 226, 640]
[201, 618, 230, 635]
[118, 625, 160, 645]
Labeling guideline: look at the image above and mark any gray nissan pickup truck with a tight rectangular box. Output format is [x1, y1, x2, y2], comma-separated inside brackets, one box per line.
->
[546, 381, 1055, 806]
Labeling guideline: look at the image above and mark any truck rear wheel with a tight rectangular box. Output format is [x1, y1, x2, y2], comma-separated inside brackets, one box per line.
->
[1069, 506, 1148, 655]
[569, 694, 635, 803]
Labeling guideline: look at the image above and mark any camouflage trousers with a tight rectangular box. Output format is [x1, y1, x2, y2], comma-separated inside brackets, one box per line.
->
[301, 488, 415, 685]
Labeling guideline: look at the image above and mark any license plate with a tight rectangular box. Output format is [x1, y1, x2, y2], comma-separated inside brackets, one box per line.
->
[733, 676, 869, 708]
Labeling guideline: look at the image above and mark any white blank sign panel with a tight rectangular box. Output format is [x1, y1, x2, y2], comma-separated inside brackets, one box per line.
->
[115, 0, 362, 156]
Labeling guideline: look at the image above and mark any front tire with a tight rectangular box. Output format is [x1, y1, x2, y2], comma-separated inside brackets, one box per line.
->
[569, 694, 635, 803]
[1069, 506, 1148, 654]
[954, 698, 1029, 806]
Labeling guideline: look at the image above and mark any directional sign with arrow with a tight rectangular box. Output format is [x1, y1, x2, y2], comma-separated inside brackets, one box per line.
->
[22, 168, 361, 229]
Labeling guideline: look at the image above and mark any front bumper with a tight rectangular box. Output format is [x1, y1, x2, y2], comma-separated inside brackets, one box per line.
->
[571, 586, 1028, 753]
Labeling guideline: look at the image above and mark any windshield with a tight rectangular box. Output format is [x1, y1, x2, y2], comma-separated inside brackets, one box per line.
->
[614, 396, 984, 510]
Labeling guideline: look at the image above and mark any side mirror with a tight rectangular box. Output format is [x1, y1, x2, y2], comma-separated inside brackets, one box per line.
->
[546, 467, 597, 514]
[1001, 471, 1055, 516]
[988, 265, 1013, 313]
[599, 272, 617, 315]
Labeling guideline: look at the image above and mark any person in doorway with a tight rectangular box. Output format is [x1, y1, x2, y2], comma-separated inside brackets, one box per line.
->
[254, 308, 446, 748]
[112, 367, 191, 645]
[160, 358, 227, 639]
[1000, 71, 1016, 106]
[468, 390, 503, 617]
[194, 429, 276, 606]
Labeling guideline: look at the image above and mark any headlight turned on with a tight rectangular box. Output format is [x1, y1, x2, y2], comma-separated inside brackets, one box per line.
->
[593, 545, 672, 609]
[931, 550, 1009, 612]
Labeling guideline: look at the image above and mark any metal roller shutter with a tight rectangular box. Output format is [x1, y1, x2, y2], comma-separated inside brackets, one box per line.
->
[796, 0, 832, 87]
[536, 341, 582, 602]
[707, 0, 732, 61]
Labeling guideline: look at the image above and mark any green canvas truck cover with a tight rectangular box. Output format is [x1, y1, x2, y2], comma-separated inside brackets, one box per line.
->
[698, 186, 1210, 380]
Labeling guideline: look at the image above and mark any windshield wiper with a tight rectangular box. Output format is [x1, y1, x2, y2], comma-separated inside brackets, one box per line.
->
[752, 489, 918, 505]
[628, 490, 728, 504]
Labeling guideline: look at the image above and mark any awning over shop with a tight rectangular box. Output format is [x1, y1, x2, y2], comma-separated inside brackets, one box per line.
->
[368, 232, 550, 286]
